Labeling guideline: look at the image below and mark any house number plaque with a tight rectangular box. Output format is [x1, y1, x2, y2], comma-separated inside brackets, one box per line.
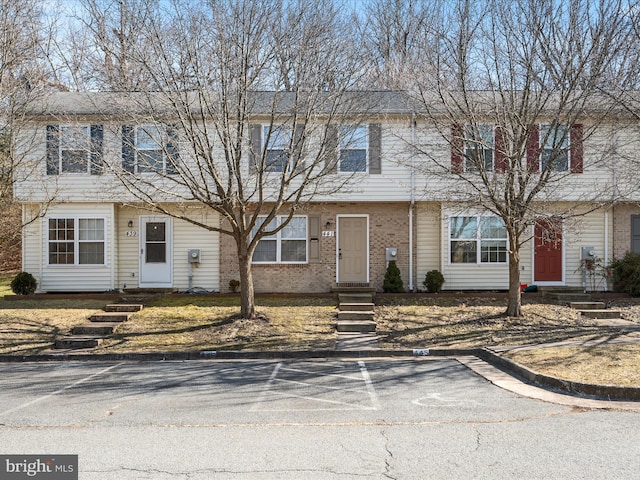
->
[125, 231, 138, 237]
[322, 231, 335, 237]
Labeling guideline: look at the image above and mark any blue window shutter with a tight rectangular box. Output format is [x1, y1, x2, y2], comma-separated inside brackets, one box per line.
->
[90, 125, 103, 175]
[122, 125, 135, 172]
[46, 125, 59, 175]
[165, 125, 179, 175]
[368, 123, 381, 174]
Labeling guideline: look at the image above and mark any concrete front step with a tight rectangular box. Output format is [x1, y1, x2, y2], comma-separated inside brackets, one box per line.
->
[54, 336, 105, 349]
[89, 312, 131, 323]
[579, 309, 622, 319]
[338, 293, 374, 305]
[549, 293, 592, 303]
[339, 302, 375, 312]
[72, 322, 121, 335]
[119, 295, 162, 305]
[338, 311, 374, 321]
[570, 302, 605, 310]
[336, 320, 377, 333]
[105, 304, 144, 313]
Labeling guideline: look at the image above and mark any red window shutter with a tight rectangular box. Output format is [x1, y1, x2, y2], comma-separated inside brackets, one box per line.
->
[494, 125, 507, 173]
[526, 124, 540, 172]
[570, 123, 583, 173]
[451, 124, 464, 174]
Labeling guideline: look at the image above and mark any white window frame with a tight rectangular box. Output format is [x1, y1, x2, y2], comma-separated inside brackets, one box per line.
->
[339, 125, 368, 173]
[263, 125, 292, 173]
[251, 215, 308, 264]
[449, 215, 507, 265]
[47, 216, 107, 267]
[540, 123, 569, 172]
[135, 124, 166, 173]
[59, 125, 91, 174]
[464, 123, 494, 173]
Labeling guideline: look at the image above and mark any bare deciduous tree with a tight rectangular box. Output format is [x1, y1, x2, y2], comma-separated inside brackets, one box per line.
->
[407, 0, 634, 316]
[358, 0, 437, 89]
[90, 0, 368, 318]
[0, 0, 53, 270]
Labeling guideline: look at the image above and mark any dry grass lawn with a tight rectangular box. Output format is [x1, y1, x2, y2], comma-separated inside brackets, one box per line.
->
[2, 271, 640, 387]
[505, 344, 640, 387]
[96, 296, 337, 353]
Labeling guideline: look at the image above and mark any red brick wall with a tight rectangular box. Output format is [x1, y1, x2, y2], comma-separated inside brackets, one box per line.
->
[219, 202, 413, 293]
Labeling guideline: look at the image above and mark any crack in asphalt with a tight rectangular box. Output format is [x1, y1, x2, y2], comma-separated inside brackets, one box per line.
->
[380, 428, 397, 480]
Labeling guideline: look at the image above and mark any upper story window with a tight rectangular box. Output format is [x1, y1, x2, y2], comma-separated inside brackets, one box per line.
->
[263, 125, 292, 173]
[48, 217, 106, 266]
[251, 215, 308, 264]
[340, 125, 368, 173]
[46, 124, 103, 175]
[450, 215, 507, 264]
[540, 124, 569, 172]
[122, 124, 179, 174]
[136, 125, 164, 173]
[527, 123, 583, 173]
[464, 124, 494, 173]
[323, 123, 381, 175]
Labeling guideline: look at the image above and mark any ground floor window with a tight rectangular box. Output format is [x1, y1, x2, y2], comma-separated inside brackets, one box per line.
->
[252, 216, 307, 263]
[48, 217, 106, 265]
[449, 215, 507, 264]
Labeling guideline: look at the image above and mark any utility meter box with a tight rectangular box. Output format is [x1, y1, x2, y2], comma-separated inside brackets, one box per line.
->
[188, 249, 201, 264]
[386, 247, 398, 262]
[580, 246, 595, 260]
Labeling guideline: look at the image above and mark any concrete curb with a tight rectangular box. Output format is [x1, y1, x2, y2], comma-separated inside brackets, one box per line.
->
[477, 348, 640, 402]
[1, 347, 639, 403]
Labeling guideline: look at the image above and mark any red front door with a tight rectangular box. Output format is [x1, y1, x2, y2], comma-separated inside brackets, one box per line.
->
[534, 219, 563, 282]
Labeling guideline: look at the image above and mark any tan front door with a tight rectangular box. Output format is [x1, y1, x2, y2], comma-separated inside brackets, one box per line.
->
[338, 216, 368, 283]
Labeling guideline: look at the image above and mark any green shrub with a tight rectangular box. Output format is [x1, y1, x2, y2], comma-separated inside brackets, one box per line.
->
[423, 269, 445, 293]
[383, 260, 404, 293]
[229, 279, 240, 293]
[610, 252, 640, 296]
[10, 271, 37, 295]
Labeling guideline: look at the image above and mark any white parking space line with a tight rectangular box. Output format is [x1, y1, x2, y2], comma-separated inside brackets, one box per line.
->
[358, 361, 380, 410]
[0, 363, 124, 417]
[251, 361, 379, 412]
[250, 362, 283, 411]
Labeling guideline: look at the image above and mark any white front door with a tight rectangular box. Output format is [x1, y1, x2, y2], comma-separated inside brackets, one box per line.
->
[140, 216, 172, 288]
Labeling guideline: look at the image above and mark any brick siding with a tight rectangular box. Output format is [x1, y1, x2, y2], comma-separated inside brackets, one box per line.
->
[219, 202, 415, 293]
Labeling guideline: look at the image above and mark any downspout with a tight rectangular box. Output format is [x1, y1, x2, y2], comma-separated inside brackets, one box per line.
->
[605, 209, 609, 291]
[409, 112, 416, 292]
[606, 125, 618, 291]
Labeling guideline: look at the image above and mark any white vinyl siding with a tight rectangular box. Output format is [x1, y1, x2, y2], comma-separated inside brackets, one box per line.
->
[115, 205, 220, 291]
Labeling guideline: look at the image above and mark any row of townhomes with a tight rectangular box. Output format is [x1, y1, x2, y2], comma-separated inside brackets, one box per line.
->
[13, 91, 640, 294]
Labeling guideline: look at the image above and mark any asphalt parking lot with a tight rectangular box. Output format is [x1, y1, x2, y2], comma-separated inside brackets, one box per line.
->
[1, 358, 639, 479]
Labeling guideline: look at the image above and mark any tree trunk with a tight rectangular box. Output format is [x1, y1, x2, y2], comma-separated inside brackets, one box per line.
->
[506, 243, 522, 317]
[238, 253, 256, 319]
